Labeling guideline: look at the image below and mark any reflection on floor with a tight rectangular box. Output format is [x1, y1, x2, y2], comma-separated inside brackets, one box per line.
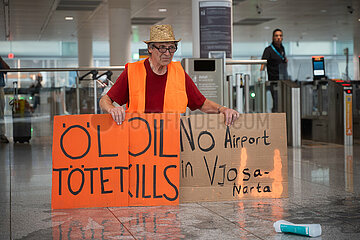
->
[0, 118, 359, 239]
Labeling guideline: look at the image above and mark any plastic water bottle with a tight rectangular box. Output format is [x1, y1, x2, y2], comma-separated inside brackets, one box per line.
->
[274, 220, 322, 237]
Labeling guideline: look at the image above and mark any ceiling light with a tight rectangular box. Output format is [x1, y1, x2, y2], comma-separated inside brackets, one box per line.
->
[358, 18, 360, 21]
[320, 9, 327, 13]
[65, 16, 74, 21]
[158, 8, 167, 12]
[264, 26, 270, 29]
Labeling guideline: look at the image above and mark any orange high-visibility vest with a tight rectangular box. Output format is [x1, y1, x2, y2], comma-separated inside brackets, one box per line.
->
[127, 59, 188, 113]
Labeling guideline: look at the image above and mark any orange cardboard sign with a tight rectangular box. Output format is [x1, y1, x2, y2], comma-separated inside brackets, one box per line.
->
[179, 113, 288, 202]
[52, 114, 129, 209]
[52, 113, 180, 209]
[128, 113, 180, 206]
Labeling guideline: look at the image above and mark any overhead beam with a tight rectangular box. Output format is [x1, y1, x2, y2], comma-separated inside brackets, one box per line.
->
[38, 0, 61, 40]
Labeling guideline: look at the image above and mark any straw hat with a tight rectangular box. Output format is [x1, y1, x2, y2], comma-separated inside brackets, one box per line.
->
[144, 24, 181, 44]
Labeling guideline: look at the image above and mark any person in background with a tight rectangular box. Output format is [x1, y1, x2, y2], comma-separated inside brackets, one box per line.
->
[261, 28, 288, 112]
[100, 24, 239, 125]
[30, 73, 43, 111]
[0, 56, 10, 143]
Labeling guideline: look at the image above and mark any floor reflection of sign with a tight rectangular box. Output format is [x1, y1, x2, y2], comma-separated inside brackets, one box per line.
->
[346, 95, 352, 136]
[199, 1, 232, 58]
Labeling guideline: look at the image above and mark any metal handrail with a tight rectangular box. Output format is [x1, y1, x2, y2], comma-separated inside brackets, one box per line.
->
[0, 60, 266, 72]
[0, 66, 125, 72]
[226, 59, 267, 65]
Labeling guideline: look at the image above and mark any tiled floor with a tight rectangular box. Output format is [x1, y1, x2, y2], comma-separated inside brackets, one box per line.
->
[0, 116, 359, 239]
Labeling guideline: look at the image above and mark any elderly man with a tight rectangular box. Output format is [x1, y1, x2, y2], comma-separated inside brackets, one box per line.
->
[100, 24, 239, 125]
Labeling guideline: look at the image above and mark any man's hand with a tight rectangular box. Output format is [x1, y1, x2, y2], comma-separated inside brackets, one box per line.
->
[108, 106, 126, 125]
[99, 94, 126, 125]
[219, 106, 240, 126]
[199, 99, 240, 126]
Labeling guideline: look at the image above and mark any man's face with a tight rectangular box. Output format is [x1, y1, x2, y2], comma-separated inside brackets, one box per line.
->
[148, 42, 177, 67]
[272, 31, 283, 45]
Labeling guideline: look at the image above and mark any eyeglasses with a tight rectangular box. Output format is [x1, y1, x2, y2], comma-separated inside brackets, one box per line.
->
[152, 45, 177, 53]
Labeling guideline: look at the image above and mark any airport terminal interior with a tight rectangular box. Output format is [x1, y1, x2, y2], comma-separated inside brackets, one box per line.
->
[1, 0, 360, 239]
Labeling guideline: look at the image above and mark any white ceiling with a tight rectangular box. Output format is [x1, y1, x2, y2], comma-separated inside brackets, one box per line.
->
[1, 0, 359, 43]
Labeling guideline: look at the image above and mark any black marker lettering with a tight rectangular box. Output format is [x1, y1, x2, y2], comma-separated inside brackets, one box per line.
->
[84, 167, 98, 194]
[198, 131, 215, 152]
[257, 183, 262, 193]
[180, 118, 195, 152]
[241, 136, 248, 148]
[98, 125, 118, 158]
[263, 130, 270, 145]
[100, 167, 113, 194]
[243, 168, 250, 181]
[218, 164, 226, 186]
[68, 167, 85, 195]
[254, 169, 262, 178]
[154, 119, 157, 156]
[153, 165, 162, 199]
[53, 168, 69, 195]
[60, 125, 91, 159]
[264, 186, 271, 192]
[128, 117, 151, 157]
[142, 164, 151, 198]
[115, 166, 128, 192]
[203, 155, 218, 185]
[163, 165, 179, 201]
[224, 126, 232, 148]
[233, 183, 241, 196]
[227, 168, 238, 182]
[185, 161, 193, 177]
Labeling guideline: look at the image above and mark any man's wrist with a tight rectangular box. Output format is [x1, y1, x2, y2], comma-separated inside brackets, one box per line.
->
[106, 106, 115, 113]
[217, 105, 224, 113]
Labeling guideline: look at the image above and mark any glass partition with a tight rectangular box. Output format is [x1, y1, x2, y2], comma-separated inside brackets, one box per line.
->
[226, 59, 270, 113]
[1, 67, 123, 141]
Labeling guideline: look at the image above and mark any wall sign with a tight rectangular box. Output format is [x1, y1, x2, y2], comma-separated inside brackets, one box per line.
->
[199, 1, 232, 58]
